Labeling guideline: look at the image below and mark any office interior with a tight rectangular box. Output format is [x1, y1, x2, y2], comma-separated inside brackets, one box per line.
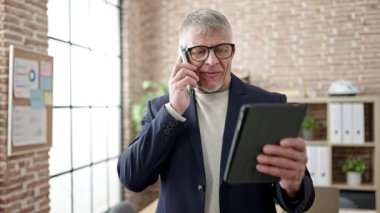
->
[0, 0, 379, 212]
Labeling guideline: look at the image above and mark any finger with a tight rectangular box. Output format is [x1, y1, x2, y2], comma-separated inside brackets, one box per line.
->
[170, 56, 183, 78]
[183, 69, 199, 82]
[256, 164, 304, 180]
[262, 144, 307, 162]
[172, 65, 198, 82]
[280, 138, 306, 152]
[172, 68, 187, 82]
[257, 154, 300, 170]
[171, 76, 199, 92]
[173, 68, 199, 82]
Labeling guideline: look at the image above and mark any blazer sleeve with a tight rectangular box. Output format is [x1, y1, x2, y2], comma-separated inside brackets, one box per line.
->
[117, 100, 185, 192]
[274, 169, 315, 213]
[273, 93, 315, 212]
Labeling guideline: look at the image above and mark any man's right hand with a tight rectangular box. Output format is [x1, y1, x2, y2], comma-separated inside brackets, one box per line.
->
[169, 56, 199, 115]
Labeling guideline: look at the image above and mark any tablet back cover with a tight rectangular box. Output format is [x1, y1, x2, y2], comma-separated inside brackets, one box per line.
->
[223, 103, 307, 184]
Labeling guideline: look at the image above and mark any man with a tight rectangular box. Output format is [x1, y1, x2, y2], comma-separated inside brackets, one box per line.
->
[118, 8, 315, 213]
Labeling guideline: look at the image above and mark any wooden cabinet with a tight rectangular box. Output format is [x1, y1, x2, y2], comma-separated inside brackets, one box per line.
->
[288, 96, 380, 210]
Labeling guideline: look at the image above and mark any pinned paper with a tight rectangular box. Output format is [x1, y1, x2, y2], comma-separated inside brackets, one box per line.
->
[14, 58, 39, 98]
[40, 76, 53, 90]
[12, 106, 47, 146]
[40, 61, 52, 76]
[44, 91, 52, 105]
[30, 89, 44, 108]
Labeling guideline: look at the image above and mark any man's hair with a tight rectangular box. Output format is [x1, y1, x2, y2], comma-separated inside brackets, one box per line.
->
[179, 8, 232, 46]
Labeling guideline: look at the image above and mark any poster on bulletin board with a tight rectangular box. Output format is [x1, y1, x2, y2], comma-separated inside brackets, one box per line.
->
[7, 45, 53, 156]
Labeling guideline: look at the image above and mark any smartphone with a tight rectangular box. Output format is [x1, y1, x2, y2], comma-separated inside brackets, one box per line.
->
[180, 46, 193, 95]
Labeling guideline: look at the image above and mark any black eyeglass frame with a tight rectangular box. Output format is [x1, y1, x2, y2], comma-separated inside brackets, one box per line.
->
[186, 43, 235, 62]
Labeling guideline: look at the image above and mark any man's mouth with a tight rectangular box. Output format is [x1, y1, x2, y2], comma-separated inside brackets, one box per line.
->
[201, 71, 221, 78]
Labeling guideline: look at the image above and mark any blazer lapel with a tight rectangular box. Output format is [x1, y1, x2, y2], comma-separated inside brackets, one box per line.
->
[184, 94, 205, 175]
[220, 75, 247, 181]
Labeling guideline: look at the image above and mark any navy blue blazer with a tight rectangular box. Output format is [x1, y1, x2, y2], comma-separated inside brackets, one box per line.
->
[118, 74, 315, 213]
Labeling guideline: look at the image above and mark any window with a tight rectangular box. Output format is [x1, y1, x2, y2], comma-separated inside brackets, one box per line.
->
[47, 0, 122, 212]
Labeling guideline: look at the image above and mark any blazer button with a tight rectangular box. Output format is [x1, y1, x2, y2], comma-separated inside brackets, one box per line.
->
[197, 185, 204, 192]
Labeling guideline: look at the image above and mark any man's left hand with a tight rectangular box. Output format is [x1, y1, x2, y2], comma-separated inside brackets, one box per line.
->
[256, 137, 308, 199]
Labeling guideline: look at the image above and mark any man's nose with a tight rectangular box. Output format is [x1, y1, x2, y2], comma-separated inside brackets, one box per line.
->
[205, 49, 219, 65]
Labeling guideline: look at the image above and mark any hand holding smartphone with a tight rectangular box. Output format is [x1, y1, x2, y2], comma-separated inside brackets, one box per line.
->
[180, 46, 194, 95]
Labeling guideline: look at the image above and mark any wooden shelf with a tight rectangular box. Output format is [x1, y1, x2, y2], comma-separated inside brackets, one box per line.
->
[332, 183, 376, 191]
[331, 143, 375, 148]
[289, 95, 380, 103]
[305, 141, 328, 146]
[293, 96, 380, 211]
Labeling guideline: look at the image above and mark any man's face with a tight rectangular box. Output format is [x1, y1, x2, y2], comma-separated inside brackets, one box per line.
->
[185, 28, 234, 93]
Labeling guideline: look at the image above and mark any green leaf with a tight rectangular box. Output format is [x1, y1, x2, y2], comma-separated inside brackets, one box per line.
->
[342, 156, 365, 173]
[131, 79, 169, 137]
[142, 80, 153, 90]
[301, 116, 318, 131]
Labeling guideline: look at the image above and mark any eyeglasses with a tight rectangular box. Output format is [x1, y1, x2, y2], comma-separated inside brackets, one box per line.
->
[187, 43, 235, 62]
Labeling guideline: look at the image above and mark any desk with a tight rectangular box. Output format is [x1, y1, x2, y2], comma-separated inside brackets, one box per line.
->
[139, 200, 294, 213]
[139, 199, 158, 213]
[339, 209, 376, 213]
[138, 199, 376, 213]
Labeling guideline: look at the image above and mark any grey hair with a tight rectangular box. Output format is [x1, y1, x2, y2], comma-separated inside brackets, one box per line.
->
[179, 9, 232, 47]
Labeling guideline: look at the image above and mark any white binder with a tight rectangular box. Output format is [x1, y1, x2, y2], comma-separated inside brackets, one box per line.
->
[342, 103, 353, 144]
[317, 146, 330, 186]
[352, 103, 365, 144]
[306, 146, 318, 184]
[329, 103, 342, 143]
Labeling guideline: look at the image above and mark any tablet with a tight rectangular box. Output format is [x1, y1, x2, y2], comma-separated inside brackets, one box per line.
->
[223, 103, 307, 184]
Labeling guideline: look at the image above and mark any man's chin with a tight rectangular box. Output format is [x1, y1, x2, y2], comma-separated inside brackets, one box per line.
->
[199, 84, 222, 93]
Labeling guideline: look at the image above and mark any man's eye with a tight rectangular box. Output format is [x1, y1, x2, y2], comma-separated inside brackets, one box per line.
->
[192, 48, 206, 55]
[216, 48, 229, 56]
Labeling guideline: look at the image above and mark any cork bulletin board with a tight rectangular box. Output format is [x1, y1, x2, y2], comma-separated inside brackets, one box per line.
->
[7, 45, 53, 156]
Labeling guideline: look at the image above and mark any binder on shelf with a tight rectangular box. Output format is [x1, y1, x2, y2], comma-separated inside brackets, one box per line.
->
[306, 146, 318, 184]
[306, 146, 330, 186]
[342, 103, 353, 144]
[290, 96, 379, 212]
[329, 103, 342, 144]
[352, 103, 365, 144]
[317, 146, 330, 186]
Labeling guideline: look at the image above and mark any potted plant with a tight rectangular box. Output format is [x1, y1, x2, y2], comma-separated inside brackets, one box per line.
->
[301, 115, 318, 140]
[342, 156, 365, 186]
[131, 79, 168, 136]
